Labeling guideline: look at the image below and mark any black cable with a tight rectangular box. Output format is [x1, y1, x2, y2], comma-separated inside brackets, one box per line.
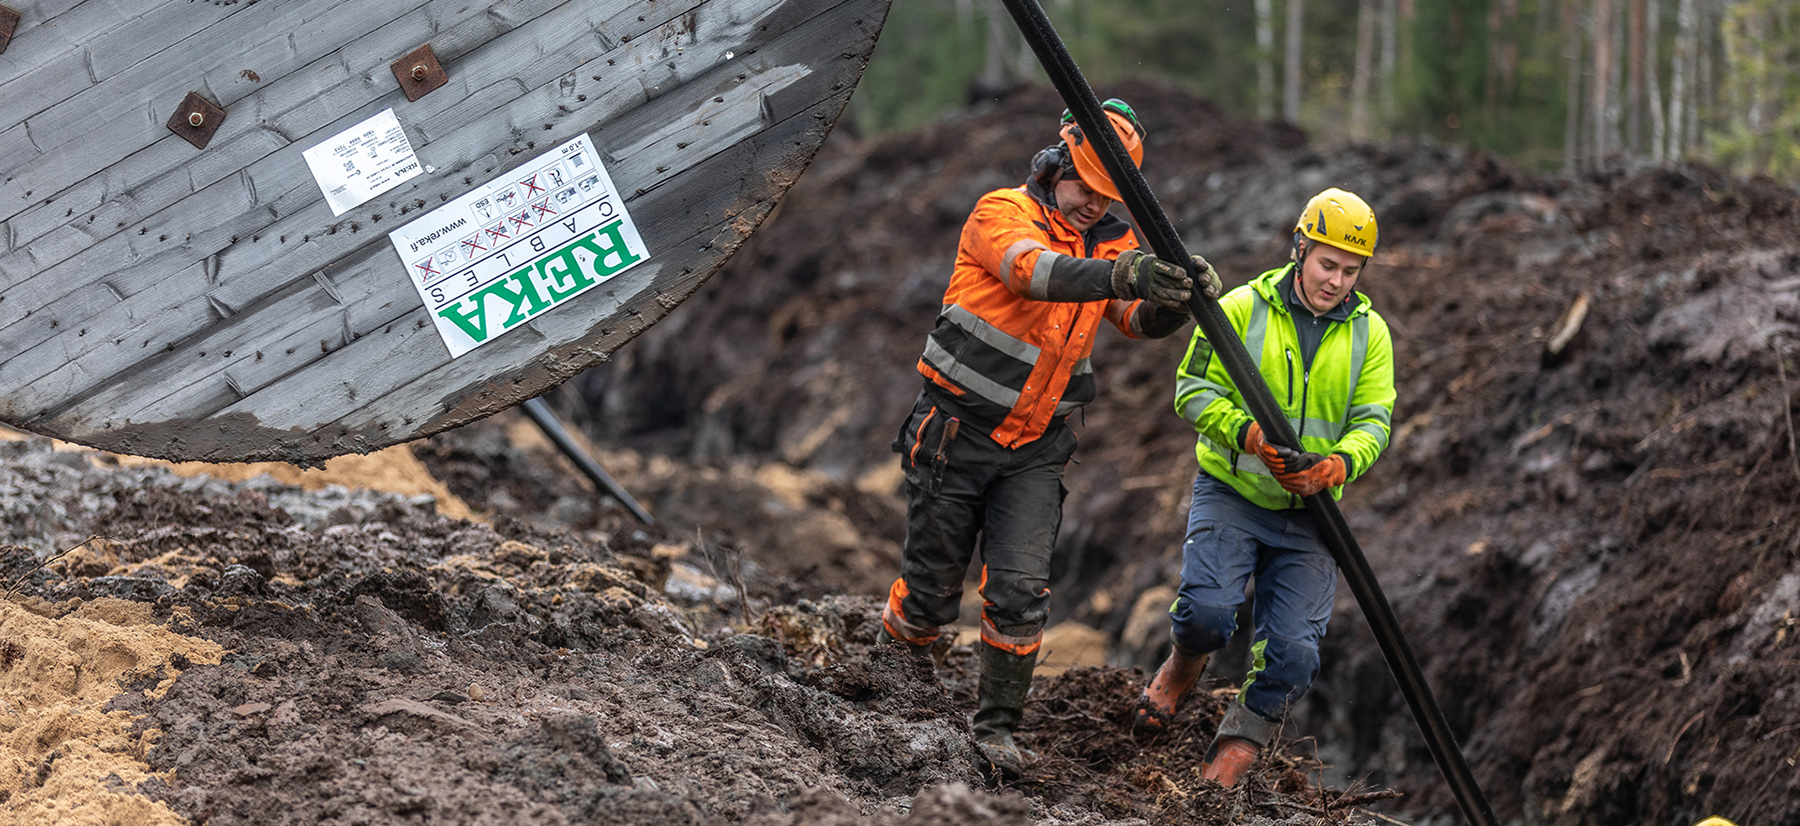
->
[521, 397, 655, 526]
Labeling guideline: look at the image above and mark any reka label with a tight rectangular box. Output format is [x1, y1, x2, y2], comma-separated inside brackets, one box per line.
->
[388, 134, 649, 358]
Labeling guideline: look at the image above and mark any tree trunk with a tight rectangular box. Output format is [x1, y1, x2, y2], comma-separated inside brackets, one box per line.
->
[1398, 0, 1416, 109]
[1484, 3, 1503, 126]
[1695, 0, 1711, 154]
[1257, 0, 1276, 120]
[1669, 0, 1694, 158]
[1501, 0, 1520, 97]
[1747, 5, 1768, 140]
[1380, 0, 1397, 120]
[1646, 0, 1666, 161]
[1565, 0, 1584, 172]
[1484, 0, 1520, 128]
[1284, 0, 1304, 123]
[1352, 0, 1377, 138]
[980, 2, 1008, 91]
[1592, 0, 1615, 165]
[1628, 0, 1647, 155]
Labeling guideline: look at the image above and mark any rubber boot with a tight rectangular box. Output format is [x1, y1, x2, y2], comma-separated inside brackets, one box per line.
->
[1133, 644, 1209, 731]
[877, 627, 956, 670]
[1200, 736, 1260, 786]
[971, 641, 1036, 781]
[876, 626, 931, 656]
[1199, 701, 1279, 787]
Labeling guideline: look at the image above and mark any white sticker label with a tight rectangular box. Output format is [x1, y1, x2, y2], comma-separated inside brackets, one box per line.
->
[302, 109, 423, 217]
[388, 133, 650, 358]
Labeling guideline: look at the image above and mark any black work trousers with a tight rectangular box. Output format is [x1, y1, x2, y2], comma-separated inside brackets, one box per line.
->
[892, 391, 1075, 640]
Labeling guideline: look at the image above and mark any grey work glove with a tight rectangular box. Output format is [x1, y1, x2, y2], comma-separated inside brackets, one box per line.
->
[1111, 249, 1193, 312]
[1189, 254, 1224, 300]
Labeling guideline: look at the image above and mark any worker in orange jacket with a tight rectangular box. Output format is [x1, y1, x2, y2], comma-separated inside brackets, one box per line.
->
[881, 99, 1222, 779]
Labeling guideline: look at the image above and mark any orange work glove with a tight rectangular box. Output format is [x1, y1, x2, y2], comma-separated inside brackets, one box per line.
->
[1241, 421, 1293, 472]
[1270, 447, 1348, 496]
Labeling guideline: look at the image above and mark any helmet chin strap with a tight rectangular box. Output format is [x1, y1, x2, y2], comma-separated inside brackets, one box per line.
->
[1292, 232, 1310, 291]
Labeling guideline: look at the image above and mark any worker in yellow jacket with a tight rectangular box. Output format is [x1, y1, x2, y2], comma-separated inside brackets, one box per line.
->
[1136, 188, 1396, 787]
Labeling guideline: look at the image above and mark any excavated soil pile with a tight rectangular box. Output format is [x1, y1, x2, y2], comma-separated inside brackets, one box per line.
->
[0, 427, 1362, 825]
[568, 80, 1800, 825]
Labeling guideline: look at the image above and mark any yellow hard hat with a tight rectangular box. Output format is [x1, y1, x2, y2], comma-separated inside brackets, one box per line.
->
[1058, 98, 1145, 203]
[1693, 818, 1739, 826]
[1295, 187, 1377, 258]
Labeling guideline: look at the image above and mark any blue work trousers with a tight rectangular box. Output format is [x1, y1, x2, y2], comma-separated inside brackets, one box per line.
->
[1168, 471, 1338, 723]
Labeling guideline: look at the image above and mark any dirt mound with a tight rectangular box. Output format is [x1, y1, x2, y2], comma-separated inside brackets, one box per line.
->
[559, 78, 1800, 825]
[1311, 163, 1800, 824]
[0, 430, 1352, 825]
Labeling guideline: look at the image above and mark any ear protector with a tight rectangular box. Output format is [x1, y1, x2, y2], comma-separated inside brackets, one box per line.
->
[1029, 143, 1072, 193]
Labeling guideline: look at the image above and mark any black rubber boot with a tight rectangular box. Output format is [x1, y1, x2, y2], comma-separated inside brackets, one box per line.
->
[971, 641, 1036, 781]
[876, 626, 921, 651]
[875, 627, 938, 660]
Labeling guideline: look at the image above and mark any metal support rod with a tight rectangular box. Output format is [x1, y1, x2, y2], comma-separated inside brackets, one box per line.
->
[521, 397, 655, 526]
[994, 2, 1498, 824]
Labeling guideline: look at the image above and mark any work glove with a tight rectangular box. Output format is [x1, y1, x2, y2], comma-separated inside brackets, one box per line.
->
[1269, 447, 1348, 496]
[1189, 254, 1224, 300]
[1112, 250, 1192, 312]
[1240, 421, 1286, 469]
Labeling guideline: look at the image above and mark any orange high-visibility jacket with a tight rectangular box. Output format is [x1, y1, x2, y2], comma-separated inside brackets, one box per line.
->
[917, 186, 1164, 448]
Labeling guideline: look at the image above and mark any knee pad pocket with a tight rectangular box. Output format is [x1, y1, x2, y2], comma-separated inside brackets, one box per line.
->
[1169, 599, 1236, 655]
[1246, 635, 1321, 712]
[979, 570, 1052, 632]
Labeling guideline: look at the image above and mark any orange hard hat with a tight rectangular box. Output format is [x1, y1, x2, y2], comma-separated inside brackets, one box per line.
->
[1057, 98, 1144, 202]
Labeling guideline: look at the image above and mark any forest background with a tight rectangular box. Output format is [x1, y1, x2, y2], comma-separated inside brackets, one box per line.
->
[849, 0, 1800, 181]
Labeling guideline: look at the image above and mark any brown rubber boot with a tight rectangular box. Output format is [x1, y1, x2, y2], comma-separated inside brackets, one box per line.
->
[1133, 645, 1209, 731]
[971, 641, 1036, 781]
[1199, 736, 1261, 786]
[1199, 701, 1279, 787]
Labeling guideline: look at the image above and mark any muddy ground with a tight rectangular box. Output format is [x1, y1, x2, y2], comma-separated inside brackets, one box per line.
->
[0, 427, 1372, 826]
[570, 80, 1800, 825]
[3, 80, 1798, 826]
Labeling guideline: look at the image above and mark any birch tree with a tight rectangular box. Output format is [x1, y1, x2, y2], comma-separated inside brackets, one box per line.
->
[1353, 0, 1378, 137]
[1647, 0, 1666, 161]
[1627, 0, 1646, 155]
[1565, 0, 1586, 171]
[1284, 0, 1304, 123]
[1667, 0, 1693, 159]
[1257, 0, 1276, 119]
[1592, 0, 1616, 164]
[1380, 0, 1397, 120]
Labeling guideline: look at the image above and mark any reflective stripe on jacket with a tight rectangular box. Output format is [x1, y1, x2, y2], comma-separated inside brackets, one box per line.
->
[1174, 264, 1396, 510]
[918, 186, 1155, 448]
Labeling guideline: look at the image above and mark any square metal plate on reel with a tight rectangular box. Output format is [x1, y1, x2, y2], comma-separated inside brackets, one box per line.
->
[166, 92, 226, 150]
[392, 43, 447, 102]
